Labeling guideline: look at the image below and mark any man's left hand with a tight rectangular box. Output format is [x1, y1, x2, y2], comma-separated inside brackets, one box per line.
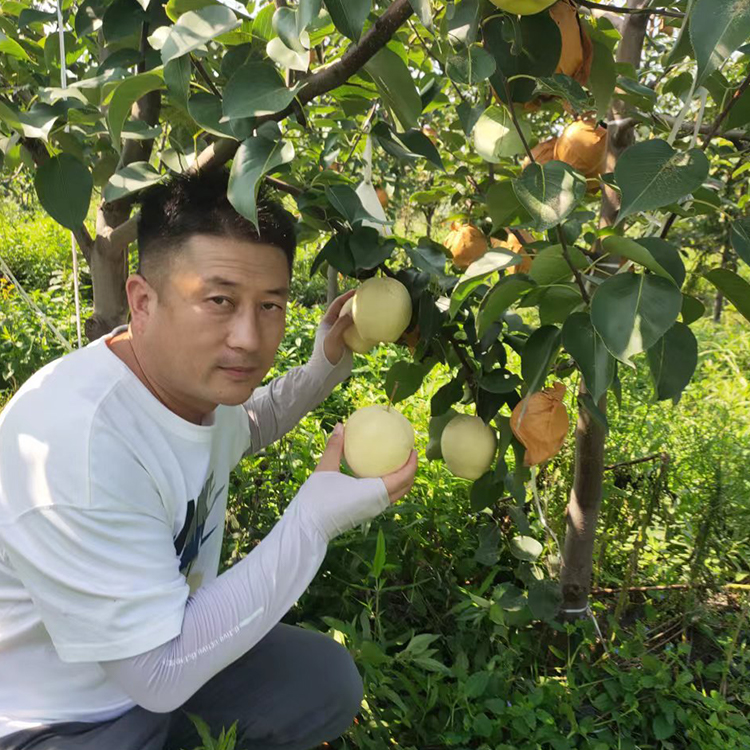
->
[321, 289, 356, 366]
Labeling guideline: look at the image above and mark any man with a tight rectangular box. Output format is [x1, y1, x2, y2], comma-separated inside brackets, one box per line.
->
[0, 169, 418, 750]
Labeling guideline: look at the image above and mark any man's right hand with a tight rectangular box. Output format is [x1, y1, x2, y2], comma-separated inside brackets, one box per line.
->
[315, 422, 418, 504]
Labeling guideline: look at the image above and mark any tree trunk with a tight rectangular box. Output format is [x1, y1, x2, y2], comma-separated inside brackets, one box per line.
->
[326, 264, 339, 305]
[559, 0, 651, 618]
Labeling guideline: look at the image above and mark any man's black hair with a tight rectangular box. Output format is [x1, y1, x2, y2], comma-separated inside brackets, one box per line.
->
[135, 168, 296, 288]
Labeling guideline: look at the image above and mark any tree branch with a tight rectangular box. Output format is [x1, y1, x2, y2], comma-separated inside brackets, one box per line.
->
[576, 0, 684, 18]
[558, 227, 590, 304]
[105, 0, 415, 256]
[662, 68, 750, 240]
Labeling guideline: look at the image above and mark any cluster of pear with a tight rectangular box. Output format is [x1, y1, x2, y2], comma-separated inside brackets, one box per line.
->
[443, 223, 534, 273]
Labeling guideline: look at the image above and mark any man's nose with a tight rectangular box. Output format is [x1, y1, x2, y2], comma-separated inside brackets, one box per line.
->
[226, 309, 262, 352]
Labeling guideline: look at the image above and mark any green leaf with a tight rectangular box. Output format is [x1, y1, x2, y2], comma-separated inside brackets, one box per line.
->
[188, 93, 235, 138]
[408, 0, 432, 28]
[521, 325, 561, 393]
[478, 370, 522, 394]
[601, 236, 672, 280]
[106, 72, 164, 151]
[562, 312, 615, 402]
[473, 105, 531, 163]
[529, 244, 588, 286]
[528, 579, 561, 622]
[578, 391, 608, 433]
[0, 101, 61, 141]
[103, 0, 146, 44]
[161, 5, 240, 64]
[396, 130, 444, 170]
[484, 13, 561, 104]
[385, 360, 430, 404]
[731, 217, 750, 267]
[691, 0, 750, 87]
[652, 714, 675, 741]
[589, 38, 616, 120]
[637, 237, 686, 288]
[533, 74, 590, 112]
[227, 135, 295, 230]
[297, 0, 322, 32]
[223, 62, 302, 119]
[704, 268, 750, 324]
[486, 180, 532, 229]
[364, 47, 422, 131]
[426, 408, 458, 459]
[325, 185, 384, 227]
[449, 251, 522, 318]
[538, 284, 583, 325]
[165, 0, 215, 22]
[372, 528, 386, 578]
[164, 56, 192, 109]
[446, 46, 496, 85]
[0, 31, 31, 60]
[591, 273, 683, 366]
[34, 154, 93, 231]
[513, 162, 587, 232]
[103, 161, 165, 202]
[470, 472, 504, 512]
[681, 294, 705, 325]
[615, 140, 710, 224]
[18, 8, 57, 28]
[477, 276, 535, 339]
[647, 322, 698, 404]
[323, 0, 369, 41]
[510, 535, 543, 562]
[273, 6, 305, 53]
[266, 37, 310, 72]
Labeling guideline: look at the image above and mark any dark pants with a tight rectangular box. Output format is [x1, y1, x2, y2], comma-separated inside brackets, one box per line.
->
[0, 624, 364, 750]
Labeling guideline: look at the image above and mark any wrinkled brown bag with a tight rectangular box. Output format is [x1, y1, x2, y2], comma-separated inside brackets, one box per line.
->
[510, 382, 570, 466]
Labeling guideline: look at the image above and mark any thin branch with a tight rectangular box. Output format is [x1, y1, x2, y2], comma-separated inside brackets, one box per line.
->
[343, 102, 378, 167]
[662, 69, 750, 240]
[604, 453, 665, 471]
[264, 175, 303, 197]
[409, 20, 467, 104]
[701, 69, 750, 148]
[497, 68, 534, 164]
[576, 0, 684, 18]
[558, 227, 591, 304]
[191, 55, 221, 98]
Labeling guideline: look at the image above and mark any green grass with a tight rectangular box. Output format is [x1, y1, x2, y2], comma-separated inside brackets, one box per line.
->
[3, 207, 750, 749]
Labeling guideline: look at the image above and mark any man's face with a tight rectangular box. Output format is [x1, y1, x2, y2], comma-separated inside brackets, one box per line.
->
[134, 233, 290, 419]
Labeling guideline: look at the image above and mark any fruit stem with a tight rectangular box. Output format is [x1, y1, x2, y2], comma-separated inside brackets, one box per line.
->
[387, 381, 399, 409]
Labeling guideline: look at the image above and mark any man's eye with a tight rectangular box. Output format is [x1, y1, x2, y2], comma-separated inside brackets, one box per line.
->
[210, 296, 233, 307]
[262, 302, 283, 311]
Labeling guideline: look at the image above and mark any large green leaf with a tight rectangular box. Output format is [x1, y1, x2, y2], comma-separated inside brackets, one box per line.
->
[529, 244, 588, 286]
[486, 181, 532, 229]
[273, 6, 305, 53]
[103, 161, 165, 202]
[704, 268, 750, 323]
[691, 0, 750, 87]
[731, 217, 750, 267]
[637, 237, 686, 288]
[409, 0, 432, 28]
[164, 56, 191, 109]
[591, 273, 682, 366]
[647, 322, 698, 404]
[561, 312, 615, 402]
[323, 0, 369, 41]
[106, 72, 164, 150]
[473, 105, 531, 163]
[521, 325, 561, 393]
[385, 360, 431, 404]
[513, 162, 587, 232]
[227, 135, 295, 229]
[449, 251, 522, 318]
[364, 47, 422, 131]
[34, 154, 93, 231]
[681, 294, 705, 325]
[188, 93, 235, 138]
[0, 31, 31, 60]
[447, 46, 496, 85]
[589, 38, 616, 120]
[161, 5, 240, 64]
[297, 0, 322, 32]
[615, 140, 709, 224]
[0, 101, 61, 141]
[484, 13, 561, 104]
[223, 62, 302, 119]
[477, 276, 535, 339]
[601, 236, 672, 280]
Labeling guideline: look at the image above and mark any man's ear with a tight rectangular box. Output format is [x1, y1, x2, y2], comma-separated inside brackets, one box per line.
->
[126, 273, 157, 335]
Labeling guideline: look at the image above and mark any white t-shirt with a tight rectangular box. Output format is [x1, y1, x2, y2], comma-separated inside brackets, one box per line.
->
[0, 322, 353, 738]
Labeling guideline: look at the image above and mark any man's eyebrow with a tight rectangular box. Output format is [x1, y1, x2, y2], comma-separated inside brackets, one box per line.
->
[203, 276, 289, 296]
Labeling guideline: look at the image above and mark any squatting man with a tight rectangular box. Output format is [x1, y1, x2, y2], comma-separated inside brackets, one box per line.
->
[0, 168, 418, 750]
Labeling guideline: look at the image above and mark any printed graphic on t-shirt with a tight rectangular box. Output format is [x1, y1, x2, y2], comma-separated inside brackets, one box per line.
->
[173, 471, 224, 589]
